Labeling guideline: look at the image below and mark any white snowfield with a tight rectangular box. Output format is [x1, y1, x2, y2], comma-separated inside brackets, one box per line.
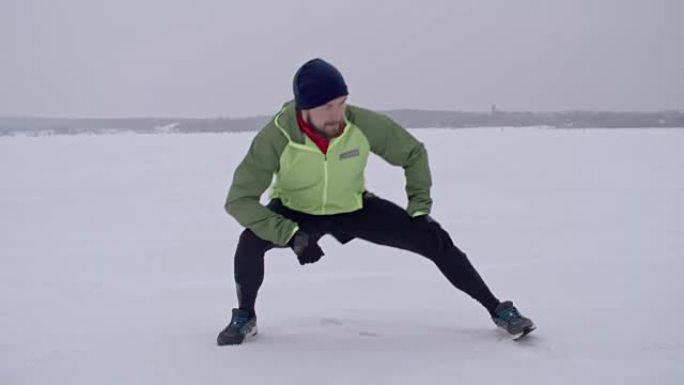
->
[1, 127, 683, 384]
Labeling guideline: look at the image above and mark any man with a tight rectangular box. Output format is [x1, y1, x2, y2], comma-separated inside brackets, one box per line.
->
[218, 58, 535, 345]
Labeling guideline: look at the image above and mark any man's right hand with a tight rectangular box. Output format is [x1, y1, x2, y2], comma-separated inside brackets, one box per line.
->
[288, 231, 324, 265]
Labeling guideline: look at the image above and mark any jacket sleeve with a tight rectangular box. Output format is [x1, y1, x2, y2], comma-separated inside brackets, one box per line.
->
[224, 123, 299, 246]
[348, 106, 433, 216]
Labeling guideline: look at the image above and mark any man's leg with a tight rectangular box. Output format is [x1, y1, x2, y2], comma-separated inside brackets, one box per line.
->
[233, 228, 274, 315]
[232, 199, 325, 315]
[338, 193, 501, 315]
[220, 200, 328, 345]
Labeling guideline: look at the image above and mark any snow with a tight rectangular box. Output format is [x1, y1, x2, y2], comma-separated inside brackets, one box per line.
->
[1, 127, 683, 384]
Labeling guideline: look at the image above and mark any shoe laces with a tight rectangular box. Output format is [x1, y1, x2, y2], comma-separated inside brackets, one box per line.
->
[496, 305, 522, 322]
[230, 314, 252, 329]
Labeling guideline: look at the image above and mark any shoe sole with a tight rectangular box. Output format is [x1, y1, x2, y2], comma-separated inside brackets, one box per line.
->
[493, 317, 536, 341]
[511, 325, 536, 341]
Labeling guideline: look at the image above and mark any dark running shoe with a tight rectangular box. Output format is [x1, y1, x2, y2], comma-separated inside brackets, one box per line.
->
[217, 308, 258, 346]
[492, 301, 536, 340]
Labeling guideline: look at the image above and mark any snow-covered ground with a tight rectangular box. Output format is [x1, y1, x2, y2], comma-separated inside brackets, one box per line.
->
[2, 127, 683, 384]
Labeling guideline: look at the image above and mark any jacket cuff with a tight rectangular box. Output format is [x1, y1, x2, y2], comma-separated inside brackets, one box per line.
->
[285, 225, 300, 244]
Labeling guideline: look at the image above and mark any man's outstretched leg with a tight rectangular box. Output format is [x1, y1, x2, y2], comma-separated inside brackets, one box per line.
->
[338, 193, 535, 339]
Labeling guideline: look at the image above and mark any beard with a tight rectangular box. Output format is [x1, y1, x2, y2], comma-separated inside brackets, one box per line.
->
[307, 118, 343, 139]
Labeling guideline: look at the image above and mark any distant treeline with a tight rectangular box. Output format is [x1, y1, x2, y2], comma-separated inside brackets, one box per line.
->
[1, 110, 683, 136]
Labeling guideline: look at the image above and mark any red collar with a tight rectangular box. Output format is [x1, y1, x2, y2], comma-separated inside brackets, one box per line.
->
[296, 111, 336, 154]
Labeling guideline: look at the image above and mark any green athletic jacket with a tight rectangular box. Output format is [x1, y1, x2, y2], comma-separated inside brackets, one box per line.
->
[225, 101, 432, 246]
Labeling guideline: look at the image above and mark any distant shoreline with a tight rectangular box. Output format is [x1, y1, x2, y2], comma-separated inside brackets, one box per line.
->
[1, 109, 683, 136]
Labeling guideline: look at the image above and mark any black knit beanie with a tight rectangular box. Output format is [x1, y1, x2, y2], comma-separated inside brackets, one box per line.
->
[293, 58, 349, 110]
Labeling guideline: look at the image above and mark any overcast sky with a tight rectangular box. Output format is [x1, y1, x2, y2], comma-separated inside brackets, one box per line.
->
[1, 0, 682, 118]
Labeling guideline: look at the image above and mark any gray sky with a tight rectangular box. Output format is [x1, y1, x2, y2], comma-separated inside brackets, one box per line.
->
[1, 0, 682, 118]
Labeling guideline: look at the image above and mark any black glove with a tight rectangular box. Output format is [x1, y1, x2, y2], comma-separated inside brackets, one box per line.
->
[288, 231, 324, 265]
[412, 214, 450, 254]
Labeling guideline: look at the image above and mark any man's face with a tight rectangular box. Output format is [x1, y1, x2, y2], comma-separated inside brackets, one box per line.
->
[301, 95, 347, 139]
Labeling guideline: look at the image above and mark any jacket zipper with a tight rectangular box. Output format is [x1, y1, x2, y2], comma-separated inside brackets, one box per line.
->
[322, 153, 329, 215]
[320, 127, 348, 214]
